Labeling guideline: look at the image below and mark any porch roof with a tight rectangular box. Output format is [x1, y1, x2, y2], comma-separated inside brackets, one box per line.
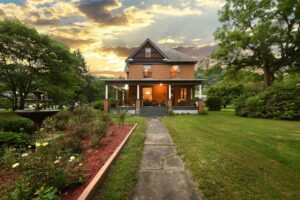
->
[103, 79, 205, 85]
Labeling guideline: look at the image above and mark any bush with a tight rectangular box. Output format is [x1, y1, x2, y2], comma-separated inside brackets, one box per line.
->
[96, 121, 108, 137]
[0, 117, 34, 134]
[205, 96, 222, 111]
[73, 105, 96, 124]
[100, 113, 112, 125]
[54, 136, 82, 154]
[90, 135, 101, 149]
[92, 100, 103, 110]
[0, 98, 12, 109]
[75, 127, 89, 139]
[0, 132, 32, 148]
[235, 74, 300, 120]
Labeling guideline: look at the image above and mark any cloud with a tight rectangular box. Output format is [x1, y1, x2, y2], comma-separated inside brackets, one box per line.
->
[148, 4, 202, 16]
[53, 35, 95, 48]
[196, 0, 225, 8]
[158, 37, 185, 46]
[77, 0, 127, 25]
[90, 70, 125, 77]
[99, 46, 136, 57]
[0, 8, 5, 16]
[174, 44, 218, 59]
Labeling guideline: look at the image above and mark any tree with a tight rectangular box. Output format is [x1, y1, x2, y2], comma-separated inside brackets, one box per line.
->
[0, 19, 86, 109]
[214, 0, 300, 88]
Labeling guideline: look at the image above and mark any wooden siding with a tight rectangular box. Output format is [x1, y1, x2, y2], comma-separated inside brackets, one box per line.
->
[132, 42, 164, 62]
[180, 64, 195, 79]
[128, 65, 143, 79]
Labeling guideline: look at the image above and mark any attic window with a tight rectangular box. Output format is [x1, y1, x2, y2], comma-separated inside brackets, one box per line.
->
[145, 48, 151, 57]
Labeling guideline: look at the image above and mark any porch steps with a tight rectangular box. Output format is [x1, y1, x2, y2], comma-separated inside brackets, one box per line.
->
[140, 107, 168, 117]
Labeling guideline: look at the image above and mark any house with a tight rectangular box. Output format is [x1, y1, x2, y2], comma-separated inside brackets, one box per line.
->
[104, 39, 204, 116]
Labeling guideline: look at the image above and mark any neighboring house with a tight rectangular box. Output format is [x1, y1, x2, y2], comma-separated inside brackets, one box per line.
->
[104, 39, 204, 116]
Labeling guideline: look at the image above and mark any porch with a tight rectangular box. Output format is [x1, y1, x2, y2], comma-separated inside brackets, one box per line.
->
[104, 79, 205, 115]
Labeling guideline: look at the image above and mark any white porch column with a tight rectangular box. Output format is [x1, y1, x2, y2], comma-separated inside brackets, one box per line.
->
[168, 84, 171, 99]
[137, 84, 140, 99]
[105, 85, 108, 100]
[199, 84, 202, 99]
[115, 90, 118, 100]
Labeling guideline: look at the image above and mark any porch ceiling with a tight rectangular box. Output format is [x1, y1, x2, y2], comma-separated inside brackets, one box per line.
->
[104, 79, 205, 86]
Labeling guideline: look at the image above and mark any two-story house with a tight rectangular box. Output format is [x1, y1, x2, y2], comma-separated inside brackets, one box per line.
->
[104, 39, 204, 115]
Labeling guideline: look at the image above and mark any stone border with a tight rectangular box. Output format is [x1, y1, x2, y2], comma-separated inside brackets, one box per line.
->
[78, 123, 138, 200]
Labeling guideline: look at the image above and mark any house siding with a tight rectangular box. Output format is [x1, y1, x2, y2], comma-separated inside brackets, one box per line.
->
[180, 64, 195, 79]
[128, 65, 143, 79]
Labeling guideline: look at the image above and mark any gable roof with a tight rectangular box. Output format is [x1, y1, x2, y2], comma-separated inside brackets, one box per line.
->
[126, 38, 197, 63]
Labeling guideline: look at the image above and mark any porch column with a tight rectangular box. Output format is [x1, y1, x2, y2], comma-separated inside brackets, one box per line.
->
[122, 91, 125, 105]
[104, 84, 109, 113]
[198, 84, 203, 113]
[136, 85, 141, 114]
[116, 90, 119, 106]
[168, 84, 172, 109]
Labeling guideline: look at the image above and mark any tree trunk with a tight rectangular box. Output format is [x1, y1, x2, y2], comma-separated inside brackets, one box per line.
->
[263, 66, 274, 88]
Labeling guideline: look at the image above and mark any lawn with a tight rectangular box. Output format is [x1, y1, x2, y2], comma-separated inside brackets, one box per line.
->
[162, 110, 300, 200]
[92, 115, 147, 200]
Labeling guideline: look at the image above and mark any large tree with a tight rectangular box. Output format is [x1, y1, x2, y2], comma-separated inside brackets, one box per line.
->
[214, 0, 300, 88]
[0, 19, 86, 110]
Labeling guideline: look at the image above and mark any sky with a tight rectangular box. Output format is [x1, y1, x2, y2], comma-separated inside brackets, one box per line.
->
[0, 0, 224, 77]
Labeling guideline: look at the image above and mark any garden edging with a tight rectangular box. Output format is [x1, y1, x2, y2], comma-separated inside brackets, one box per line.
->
[77, 123, 138, 200]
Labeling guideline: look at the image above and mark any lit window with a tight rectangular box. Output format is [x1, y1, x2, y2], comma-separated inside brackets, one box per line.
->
[171, 65, 180, 78]
[180, 87, 187, 100]
[145, 48, 151, 57]
[143, 65, 152, 78]
[143, 87, 152, 101]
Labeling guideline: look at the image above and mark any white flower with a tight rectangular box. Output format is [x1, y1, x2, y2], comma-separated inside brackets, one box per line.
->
[78, 163, 83, 166]
[21, 153, 28, 157]
[12, 163, 20, 168]
[54, 160, 59, 164]
[69, 156, 75, 162]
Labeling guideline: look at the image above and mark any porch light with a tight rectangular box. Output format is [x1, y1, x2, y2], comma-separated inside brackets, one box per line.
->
[124, 84, 129, 90]
[159, 83, 163, 86]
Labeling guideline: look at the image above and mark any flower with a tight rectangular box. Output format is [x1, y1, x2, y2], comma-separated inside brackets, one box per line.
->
[12, 163, 20, 168]
[28, 145, 31, 148]
[21, 153, 28, 157]
[54, 160, 59, 164]
[42, 142, 48, 147]
[69, 156, 75, 162]
[78, 163, 83, 166]
[36, 142, 41, 147]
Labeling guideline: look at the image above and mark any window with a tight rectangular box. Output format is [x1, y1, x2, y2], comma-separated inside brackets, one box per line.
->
[143, 87, 152, 101]
[171, 65, 180, 78]
[143, 65, 152, 78]
[180, 87, 187, 100]
[145, 48, 151, 57]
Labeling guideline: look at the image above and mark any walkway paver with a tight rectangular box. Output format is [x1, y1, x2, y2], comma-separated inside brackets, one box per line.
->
[133, 118, 201, 200]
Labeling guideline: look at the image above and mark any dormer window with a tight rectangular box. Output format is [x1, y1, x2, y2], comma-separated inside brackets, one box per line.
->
[171, 65, 180, 78]
[145, 48, 151, 57]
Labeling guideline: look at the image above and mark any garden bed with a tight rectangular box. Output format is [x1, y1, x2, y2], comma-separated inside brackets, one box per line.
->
[62, 124, 134, 200]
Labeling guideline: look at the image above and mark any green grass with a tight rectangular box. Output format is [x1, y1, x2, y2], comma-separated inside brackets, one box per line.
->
[93, 115, 147, 200]
[162, 110, 300, 200]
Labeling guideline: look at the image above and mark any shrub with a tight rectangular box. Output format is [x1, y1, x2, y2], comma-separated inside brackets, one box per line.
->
[54, 136, 82, 154]
[0, 132, 32, 148]
[168, 109, 175, 116]
[0, 118, 34, 134]
[205, 96, 222, 111]
[92, 100, 103, 110]
[75, 127, 89, 139]
[100, 113, 112, 125]
[43, 110, 71, 131]
[96, 121, 108, 137]
[90, 135, 101, 149]
[0, 98, 12, 109]
[235, 74, 300, 120]
[73, 105, 96, 124]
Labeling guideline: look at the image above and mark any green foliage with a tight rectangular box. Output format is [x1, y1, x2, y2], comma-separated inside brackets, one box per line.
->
[72, 105, 96, 124]
[117, 108, 127, 126]
[205, 97, 222, 111]
[90, 135, 101, 149]
[0, 132, 31, 148]
[214, 0, 300, 87]
[75, 127, 89, 139]
[92, 100, 103, 110]
[207, 84, 245, 108]
[100, 113, 113, 125]
[0, 118, 34, 134]
[0, 19, 86, 109]
[96, 121, 108, 137]
[32, 186, 60, 200]
[54, 136, 83, 154]
[236, 74, 300, 120]
[168, 109, 175, 116]
[0, 98, 12, 109]
[44, 110, 71, 131]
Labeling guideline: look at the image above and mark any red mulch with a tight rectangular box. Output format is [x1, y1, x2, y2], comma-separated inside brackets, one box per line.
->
[62, 124, 133, 200]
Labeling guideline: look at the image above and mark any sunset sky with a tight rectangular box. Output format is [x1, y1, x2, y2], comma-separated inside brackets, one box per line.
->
[0, 0, 224, 77]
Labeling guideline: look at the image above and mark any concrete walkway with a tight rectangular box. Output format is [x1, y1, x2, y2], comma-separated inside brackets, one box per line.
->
[133, 118, 200, 200]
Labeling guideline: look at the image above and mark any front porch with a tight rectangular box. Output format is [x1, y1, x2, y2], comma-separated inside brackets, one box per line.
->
[104, 79, 205, 115]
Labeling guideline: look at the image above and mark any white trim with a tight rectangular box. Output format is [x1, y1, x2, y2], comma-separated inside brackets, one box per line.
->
[105, 85, 108, 100]
[137, 85, 140, 99]
[168, 84, 171, 99]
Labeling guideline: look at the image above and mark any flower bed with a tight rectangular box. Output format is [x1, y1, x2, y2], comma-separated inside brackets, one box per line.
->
[0, 106, 134, 200]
